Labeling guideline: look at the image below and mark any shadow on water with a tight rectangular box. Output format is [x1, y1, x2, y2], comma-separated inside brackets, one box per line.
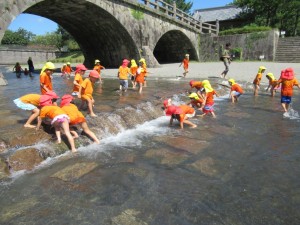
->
[0, 71, 300, 224]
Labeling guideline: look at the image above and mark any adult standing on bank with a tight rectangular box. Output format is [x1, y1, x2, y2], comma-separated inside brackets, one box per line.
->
[27, 57, 34, 77]
[220, 43, 231, 79]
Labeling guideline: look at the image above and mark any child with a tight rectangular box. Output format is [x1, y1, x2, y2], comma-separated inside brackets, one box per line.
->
[117, 59, 132, 92]
[130, 59, 138, 88]
[13, 62, 23, 78]
[179, 54, 189, 77]
[24, 68, 29, 76]
[188, 92, 204, 109]
[139, 58, 148, 87]
[78, 70, 100, 117]
[253, 66, 266, 96]
[60, 94, 100, 144]
[93, 59, 105, 83]
[265, 73, 278, 97]
[276, 68, 300, 112]
[72, 64, 88, 96]
[135, 60, 148, 93]
[36, 95, 77, 152]
[65, 62, 73, 79]
[40, 62, 55, 94]
[165, 105, 197, 129]
[60, 64, 67, 77]
[13, 93, 41, 128]
[199, 80, 219, 118]
[228, 79, 244, 103]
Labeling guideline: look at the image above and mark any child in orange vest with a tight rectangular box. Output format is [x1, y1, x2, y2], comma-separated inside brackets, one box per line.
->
[179, 54, 189, 77]
[199, 80, 219, 118]
[37, 94, 77, 152]
[265, 73, 278, 97]
[277, 68, 300, 112]
[72, 64, 87, 96]
[40, 62, 55, 94]
[13, 93, 41, 128]
[93, 59, 105, 83]
[60, 94, 100, 144]
[253, 66, 266, 96]
[130, 59, 138, 88]
[13, 62, 23, 78]
[228, 79, 244, 103]
[165, 105, 197, 129]
[78, 70, 100, 117]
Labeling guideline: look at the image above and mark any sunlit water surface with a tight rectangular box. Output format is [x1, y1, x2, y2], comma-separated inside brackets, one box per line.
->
[0, 71, 300, 225]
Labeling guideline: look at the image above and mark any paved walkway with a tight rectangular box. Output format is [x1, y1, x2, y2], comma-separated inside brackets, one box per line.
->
[2, 61, 300, 83]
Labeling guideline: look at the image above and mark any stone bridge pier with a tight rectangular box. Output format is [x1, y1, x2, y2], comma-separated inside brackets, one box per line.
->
[0, 0, 201, 67]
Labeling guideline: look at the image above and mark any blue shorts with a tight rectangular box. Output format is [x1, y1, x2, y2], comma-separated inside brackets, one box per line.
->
[232, 91, 242, 97]
[281, 96, 292, 104]
[119, 79, 128, 89]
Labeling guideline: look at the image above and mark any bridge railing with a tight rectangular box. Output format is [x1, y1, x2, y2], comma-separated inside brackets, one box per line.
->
[139, 0, 219, 35]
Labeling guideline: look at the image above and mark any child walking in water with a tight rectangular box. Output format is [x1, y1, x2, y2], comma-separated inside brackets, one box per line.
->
[130, 59, 138, 88]
[37, 94, 77, 152]
[253, 66, 266, 96]
[78, 70, 100, 117]
[93, 59, 105, 83]
[276, 68, 300, 113]
[139, 58, 148, 87]
[135, 60, 148, 93]
[61, 64, 67, 77]
[179, 54, 189, 77]
[228, 79, 244, 103]
[72, 64, 87, 96]
[60, 94, 100, 144]
[40, 62, 55, 94]
[65, 62, 73, 79]
[199, 80, 219, 118]
[13, 93, 41, 128]
[117, 59, 132, 92]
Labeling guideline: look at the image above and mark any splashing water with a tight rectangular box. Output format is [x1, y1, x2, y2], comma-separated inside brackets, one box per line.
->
[283, 104, 300, 120]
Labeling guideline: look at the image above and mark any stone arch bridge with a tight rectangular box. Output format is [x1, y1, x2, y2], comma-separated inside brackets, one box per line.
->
[0, 0, 218, 67]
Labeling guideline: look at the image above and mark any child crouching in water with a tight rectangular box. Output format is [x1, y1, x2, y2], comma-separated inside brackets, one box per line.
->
[265, 73, 278, 97]
[228, 79, 244, 103]
[37, 94, 77, 152]
[164, 103, 197, 129]
[60, 94, 100, 144]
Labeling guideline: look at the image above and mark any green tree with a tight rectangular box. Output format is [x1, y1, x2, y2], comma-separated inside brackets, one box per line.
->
[234, 0, 300, 36]
[164, 0, 193, 14]
[31, 32, 62, 50]
[1, 28, 35, 45]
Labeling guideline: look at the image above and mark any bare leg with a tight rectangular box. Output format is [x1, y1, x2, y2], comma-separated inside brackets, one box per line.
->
[183, 120, 197, 128]
[24, 108, 40, 128]
[61, 120, 76, 152]
[54, 124, 62, 144]
[81, 122, 100, 144]
[87, 99, 97, 117]
[70, 130, 79, 139]
[138, 83, 143, 93]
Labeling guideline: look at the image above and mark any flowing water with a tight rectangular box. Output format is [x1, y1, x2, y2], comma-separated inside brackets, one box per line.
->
[0, 71, 300, 225]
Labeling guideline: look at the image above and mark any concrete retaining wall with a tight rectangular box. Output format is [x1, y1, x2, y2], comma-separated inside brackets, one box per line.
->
[0, 49, 58, 65]
[199, 30, 279, 62]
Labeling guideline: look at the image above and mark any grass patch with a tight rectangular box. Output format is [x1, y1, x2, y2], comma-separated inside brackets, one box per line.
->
[51, 51, 84, 63]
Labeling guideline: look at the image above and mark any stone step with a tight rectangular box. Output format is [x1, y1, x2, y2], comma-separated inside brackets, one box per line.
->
[275, 37, 300, 62]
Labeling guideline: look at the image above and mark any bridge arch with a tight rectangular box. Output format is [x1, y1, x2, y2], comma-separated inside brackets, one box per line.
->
[0, 0, 204, 67]
[153, 30, 198, 64]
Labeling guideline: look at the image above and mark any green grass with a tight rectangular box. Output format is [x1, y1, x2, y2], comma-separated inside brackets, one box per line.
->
[51, 51, 84, 63]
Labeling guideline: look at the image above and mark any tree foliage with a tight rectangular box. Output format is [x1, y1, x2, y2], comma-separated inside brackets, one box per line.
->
[164, 0, 193, 14]
[31, 32, 62, 50]
[1, 28, 35, 45]
[234, 0, 300, 36]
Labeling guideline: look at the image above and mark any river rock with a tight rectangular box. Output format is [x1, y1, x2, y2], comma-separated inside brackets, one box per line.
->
[50, 162, 98, 182]
[145, 148, 189, 166]
[0, 157, 10, 179]
[8, 148, 44, 171]
[188, 157, 218, 177]
[111, 209, 148, 225]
